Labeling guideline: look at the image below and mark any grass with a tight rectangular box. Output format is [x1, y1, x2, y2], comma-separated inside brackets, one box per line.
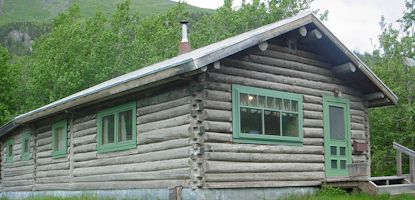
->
[281, 186, 415, 200]
[0, 0, 212, 25]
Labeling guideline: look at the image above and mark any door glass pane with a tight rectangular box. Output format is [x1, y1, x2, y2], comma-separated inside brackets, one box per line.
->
[340, 160, 346, 169]
[102, 114, 115, 144]
[240, 108, 262, 135]
[330, 146, 337, 155]
[331, 160, 337, 169]
[282, 113, 298, 137]
[118, 110, 133, 142]
[264, 110, 281, 136]
[24, 139, 29, 153]
[340, 147, 346, 156]
[329, 106, 345, 140]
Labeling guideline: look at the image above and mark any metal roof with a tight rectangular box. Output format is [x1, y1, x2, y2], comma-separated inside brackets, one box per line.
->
[0, 12, 398, 137]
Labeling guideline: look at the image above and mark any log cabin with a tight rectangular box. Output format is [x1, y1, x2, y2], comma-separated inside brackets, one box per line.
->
[0, 12, 403, 199]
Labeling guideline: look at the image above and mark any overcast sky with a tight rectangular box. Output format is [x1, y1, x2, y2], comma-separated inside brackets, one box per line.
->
[173, 0, 406, 53]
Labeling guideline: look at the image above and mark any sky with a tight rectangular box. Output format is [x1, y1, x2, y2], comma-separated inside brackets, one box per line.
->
[172, 0, 406, 53]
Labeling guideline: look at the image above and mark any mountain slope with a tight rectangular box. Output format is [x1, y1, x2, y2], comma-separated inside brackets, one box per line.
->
[0, 0, 212, 25]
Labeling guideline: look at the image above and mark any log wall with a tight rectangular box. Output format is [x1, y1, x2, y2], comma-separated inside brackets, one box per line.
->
[1, 128, 35, 191]
[201, 44, 370, 188]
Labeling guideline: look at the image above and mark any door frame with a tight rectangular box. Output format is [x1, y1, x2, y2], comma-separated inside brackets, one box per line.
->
[323, 95, 352, 177]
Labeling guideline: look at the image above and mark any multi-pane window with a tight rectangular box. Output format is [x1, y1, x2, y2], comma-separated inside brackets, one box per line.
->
[6, 139, 13, 163]
[232, 85, 303, 145]
[21, 132, 31, 161]
[52, 120, 68, 158]
[97, 102, 136, 153]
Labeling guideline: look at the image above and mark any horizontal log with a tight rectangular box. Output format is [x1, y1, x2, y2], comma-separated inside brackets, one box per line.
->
[37, 136, 52, 147]
[303, 103, 322, 112]
[206, 81, 231, 92]
[303, 138, 324, 146]
[71, 180, 188, 190]
[37, 157, 68, 166]
[73, 114, 96, 125]
[351, 122, 365, 130]
[73, 118, 96, 133]
[204, 109, 231, 122]
[304, 110, 323, 119]
[303, 119, 323, 128]
[206, 161, 324, 173]
[37, 162, 70, 171]
[332, 62, 356, 74]
[206, 152, 324, 163]
[303, 128, 323, 138]
[73, 134, 96, 147]
[139, 114, 190, 133]
[137, 86, 189, 108]
[137, 96, 190, 116]
[206, 142, 324, 154]
[73, 158, 189, 177]
[205, 121, 231, 133]
[73, 126, 97, 138]
[204, 100, 231, 111]
[3, 170, 33, 177]
[37, 143, 52, 152]
[206, 180, 321, 188]
[138, 124, 189, 144]
[3, 180, 33, 187]
[74, 147, 190, 168]
[73, 168, 189, 182]
[36, 176, 70, 184]
[73, 151, 97, 162]
[34, 183, 70, 191]
[73, 143, 96, 154]
[268, 44, 327, 62]
[2, 160, 34, 168]
[4, 185, 33, 191]
[204, 132, 232, 142]
[206, 171, 324, 182]
[138, 104, 189, 124]
[255, 48, 329, 68]
[36, 169, 69, 178]
[4, 173, 33, 181]
[205, 89, 231, 102]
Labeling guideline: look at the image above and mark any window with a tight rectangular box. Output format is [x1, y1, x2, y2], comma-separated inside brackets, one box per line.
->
[232, 85, 303, 145]
[97, 101, 137, 153]
[52, 120, 68, 158]
[6, 139, 13, 163]
[21, 132, 31, 161]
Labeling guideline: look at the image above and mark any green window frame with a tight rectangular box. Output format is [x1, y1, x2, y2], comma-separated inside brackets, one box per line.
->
[6, 138, 13, 163]
[21, 132, 31, 161]
[97, 101, 137, 153]
[232, 85, 303, 145]
[52, 120, 68, 159]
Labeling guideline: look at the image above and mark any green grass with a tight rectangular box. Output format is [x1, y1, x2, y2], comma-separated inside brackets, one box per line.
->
[281, 186, 415, 200]
[0, 0, 212, 25]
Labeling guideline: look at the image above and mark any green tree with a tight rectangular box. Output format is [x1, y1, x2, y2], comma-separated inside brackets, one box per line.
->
[367, 0, 415, 176]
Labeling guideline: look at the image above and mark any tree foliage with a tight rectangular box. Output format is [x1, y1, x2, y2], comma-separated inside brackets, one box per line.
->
[364, 0, 415, 176]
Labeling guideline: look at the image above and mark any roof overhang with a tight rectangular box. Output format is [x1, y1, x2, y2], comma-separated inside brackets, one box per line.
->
[0, 12, 398, 137]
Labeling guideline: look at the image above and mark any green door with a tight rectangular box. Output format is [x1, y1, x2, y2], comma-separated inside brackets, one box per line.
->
[323, 96, 352, 177]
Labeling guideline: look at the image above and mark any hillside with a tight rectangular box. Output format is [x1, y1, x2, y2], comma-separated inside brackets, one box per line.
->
[0, 0, 212, 25]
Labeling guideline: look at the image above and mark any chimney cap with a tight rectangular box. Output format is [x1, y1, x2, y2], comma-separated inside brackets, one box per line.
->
[180, 20, 189, 24]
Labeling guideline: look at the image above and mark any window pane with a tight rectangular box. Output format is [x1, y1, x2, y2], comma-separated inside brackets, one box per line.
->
[102, 114, 115, 144]
[283, 99, 290, 111]
[340, 160, 346, 169]
[330, 146, 337, 155]
[118, 110, 133, 142]
[258, 96, 266, 108]
[282, 113, 299, 137]
[240, 108, 262, 135]
[8, 144, 12, 157]
[275, 98, 282, 110]
[340, 147, 346, 156]
[266, 97, 274, 109]
[248, 95, 257, 107]
[240, 93, 249, 106]
[55, 127, 63, 151]
[264, 110, 281, 136]
[331, 160, 337, 169]
[291, 101, 298, 112]
[329, 106, 345, 140]
[24, 139, 29, 153]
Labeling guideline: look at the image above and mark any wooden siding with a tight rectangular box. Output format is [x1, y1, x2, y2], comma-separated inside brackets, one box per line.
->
[2, 128, 34, 191]
[202, 44, 370, 188]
